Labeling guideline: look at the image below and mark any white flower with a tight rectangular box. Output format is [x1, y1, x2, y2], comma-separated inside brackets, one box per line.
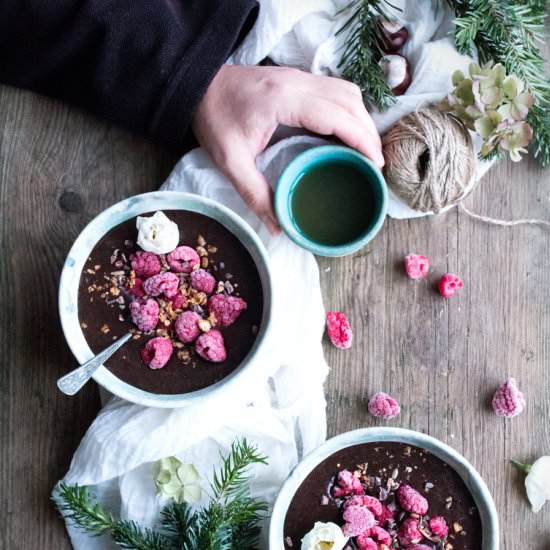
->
[523, 456, 550, 513]
[136, 211, 179, 254]
[301, 521, 348, 550]
[153, 456, 202, 504]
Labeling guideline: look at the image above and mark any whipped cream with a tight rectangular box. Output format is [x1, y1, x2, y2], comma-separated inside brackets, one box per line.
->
[301, 521, 348, 550]
[136, 211, 179, 254]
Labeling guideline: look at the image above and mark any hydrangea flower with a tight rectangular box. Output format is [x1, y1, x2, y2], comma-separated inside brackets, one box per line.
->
[153, 456, 202, 504]
[513, 457, 550, 513]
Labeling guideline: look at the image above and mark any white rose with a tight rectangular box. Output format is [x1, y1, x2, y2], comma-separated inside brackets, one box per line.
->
[524, 456, 550, 513]
[136, 211, 179, 254]
[301, 521, 348, 550]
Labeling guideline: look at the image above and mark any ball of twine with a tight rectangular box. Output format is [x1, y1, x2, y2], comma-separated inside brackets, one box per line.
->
[382, 106, 475, 213]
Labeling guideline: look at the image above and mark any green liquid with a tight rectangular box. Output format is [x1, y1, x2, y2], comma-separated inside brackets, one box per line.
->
[290, 162, 377, 246]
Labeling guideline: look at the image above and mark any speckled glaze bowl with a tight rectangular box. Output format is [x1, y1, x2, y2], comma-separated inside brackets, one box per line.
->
[269, 427, 499, 549]
[58, 191, 273, 407]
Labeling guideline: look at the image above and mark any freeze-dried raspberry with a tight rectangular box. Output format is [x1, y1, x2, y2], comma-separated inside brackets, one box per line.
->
[170, 293, 187, 310]
[143, 272, 179, 298]
[429, 516, 449, 537]
[140, 337, 173, 369]
[208, 294, 247, 328]
[195, 330, 227, 362]
[405, 254, 430, 280]
[129, 298, 159, 332]
[128, 277, 146, 298]
[439, 273, 463, 298]
[175, 311, 201, 344]
[492, 378, 525, 418]
[368, 392, 400, 419]
[397, 517, 423, 546]
[361, 526, 392, 545]
[342, 505, 377, 537]
[344, 495, 383, 518]
[167, 246, 200, 273]
[130, 251, 161, 279]
[190, 269, 216, 294]
[407, 546, 432, 550]
[377, 504, 394, 526]
[332, 469, 364, 498]
[397, 485, 429, 515]
[355, 536, 378, 550]
[326, 312, 353, 349]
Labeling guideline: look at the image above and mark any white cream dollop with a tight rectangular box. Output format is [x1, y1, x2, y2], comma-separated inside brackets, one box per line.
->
[301, 522, 348, 550]
[525, 456, 550, 513]
[136, 211, 179, 254]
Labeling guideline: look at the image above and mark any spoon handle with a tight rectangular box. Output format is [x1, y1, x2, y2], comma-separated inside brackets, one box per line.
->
[57, 332, 132, 396]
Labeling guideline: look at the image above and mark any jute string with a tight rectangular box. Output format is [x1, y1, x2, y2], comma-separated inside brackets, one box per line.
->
[382, 105, 550, 228]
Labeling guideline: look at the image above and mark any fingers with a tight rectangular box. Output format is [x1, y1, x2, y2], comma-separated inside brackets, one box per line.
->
[215, 142, 281, 236]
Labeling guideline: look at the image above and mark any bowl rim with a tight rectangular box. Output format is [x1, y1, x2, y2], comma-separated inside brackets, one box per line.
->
[58, 190, 273, 408]
[269, 427, 499, 550]
[274, 145, 388, 258]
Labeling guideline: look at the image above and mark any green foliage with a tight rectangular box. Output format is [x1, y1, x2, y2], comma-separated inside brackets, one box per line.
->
[54, 439, 268, 550]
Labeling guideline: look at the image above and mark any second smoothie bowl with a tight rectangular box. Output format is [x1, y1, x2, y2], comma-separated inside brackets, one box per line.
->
[59, 191, 273, 407]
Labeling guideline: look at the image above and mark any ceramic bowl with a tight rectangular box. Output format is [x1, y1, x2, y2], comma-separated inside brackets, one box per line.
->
[269, 427, 499, 549]
[274, 145, 388, 257]
[58, 191, 273, 407]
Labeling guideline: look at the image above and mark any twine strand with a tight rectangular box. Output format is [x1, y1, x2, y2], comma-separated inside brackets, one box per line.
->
[459, 203, 550, 228]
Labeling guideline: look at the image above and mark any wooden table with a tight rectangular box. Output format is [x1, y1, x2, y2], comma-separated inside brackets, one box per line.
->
[1, 85, 549, 549]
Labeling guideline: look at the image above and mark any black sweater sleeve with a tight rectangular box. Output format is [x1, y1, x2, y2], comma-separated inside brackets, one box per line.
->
[0, 0, 258, 153]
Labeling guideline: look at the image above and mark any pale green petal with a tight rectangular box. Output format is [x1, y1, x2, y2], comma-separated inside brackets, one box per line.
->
[481, 85, 501, 108]
[162, 477, 183, 496]
[456, 79, 474, 105]
[502, 75, 520, 98]
[177, 463, 201, 485]
[465, 105, 483, 120]
[156, 470, 172, 484]
[475, 116, 497, 140]
[492, 63, 506, 85]
[452, 70, 465, 86]
[183, 484, 203, 504]
[508, 147, 527, 162]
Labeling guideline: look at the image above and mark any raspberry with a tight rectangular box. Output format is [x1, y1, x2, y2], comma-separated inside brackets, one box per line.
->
[377, 504, 394, 526]
[326, 312, 353, 349]
[429, 516, 449, 537]
[407, 546, 432, 550]
[342, 505, 377, 537]
[405, 254, 430, 280]
[167, 246, 200, 273]
[362, 526, 392, 545]
[397, 517, 423, 546]
[208, 294, 247, 328]
[128, 277, 146, 298]
[175, 311, 202, 343]
[332, 469, 364, 498]
[439, 273, 463, 298]
[368, 392, 400, 419]
[190, 269, 216, 294]
[170, 293, 187, 310]
[355, 536, 378, 550]
[397, 485, 429, 515]
[130, 251, 161, 279]
[129, 298, 159, 332]
[140, 337, 173, 369]
[143, 272, 179, 298]
[492, 377, 525, 418]
[195, 330, 227, 362]
[344, 495, 383, 518]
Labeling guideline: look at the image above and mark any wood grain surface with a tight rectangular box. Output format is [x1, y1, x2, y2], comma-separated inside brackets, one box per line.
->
[1, 85, 549, 549]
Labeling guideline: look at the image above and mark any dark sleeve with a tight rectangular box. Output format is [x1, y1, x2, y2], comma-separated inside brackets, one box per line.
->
[0, 0, 258, 153]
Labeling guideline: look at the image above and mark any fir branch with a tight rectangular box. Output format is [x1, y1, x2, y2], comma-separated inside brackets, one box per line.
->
[337, 0, 397, 110]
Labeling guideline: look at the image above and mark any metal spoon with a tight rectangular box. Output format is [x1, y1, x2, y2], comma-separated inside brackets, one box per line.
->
[57, 332, 132, 396]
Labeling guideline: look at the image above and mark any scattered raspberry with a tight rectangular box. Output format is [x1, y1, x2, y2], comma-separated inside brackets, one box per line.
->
[492, 377, 525, 418]
[355, 536, 378, 550]
[190, 269, 216, 294]
[407, 546, 432, 550]
[208, 294, 247, 328]
[128, 277, 146, 298]
[429, 516, 449, 537]
[195, 330, 227, 362]
[175, 311, 202, 344]
[326, 312, 353, 349]
[140, 337, 173, 369]
[167, 246, 200, 273]
[170, 293, 187, 310]
[405, 254, 430, 280]
[333, 469, 364, 498]
[397, 517, 423, 546]
[344, 495, 383, 518]
[362, 526, 392, 545]
[143, 272, 179, 298]
[368, 392, 400, 419]
[439, 273, 463, 298]
[129, 299, 159, 332]
[397, 485, 429, 515]
[342, 505, 377, 537]
[130, 251, 161, 279]
[376, 504, 394, 526]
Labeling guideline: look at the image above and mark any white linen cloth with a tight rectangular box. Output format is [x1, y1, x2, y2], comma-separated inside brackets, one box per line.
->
[55, 2, 494, 548]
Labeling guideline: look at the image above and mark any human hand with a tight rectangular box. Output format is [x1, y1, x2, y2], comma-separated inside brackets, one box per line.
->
[192, 65, 384, 236]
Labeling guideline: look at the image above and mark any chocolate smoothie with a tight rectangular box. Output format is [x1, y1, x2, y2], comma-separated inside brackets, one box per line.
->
[78, 211, 263, 394]
[284, 442, 482, 549]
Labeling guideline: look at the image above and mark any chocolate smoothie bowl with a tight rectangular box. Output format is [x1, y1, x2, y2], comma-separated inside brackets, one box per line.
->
[270, 429, 498, 550]
[59, 192, 273, 407]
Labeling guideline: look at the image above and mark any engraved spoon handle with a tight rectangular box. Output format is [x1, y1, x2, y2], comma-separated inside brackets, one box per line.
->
[57, 332, 132, 396]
